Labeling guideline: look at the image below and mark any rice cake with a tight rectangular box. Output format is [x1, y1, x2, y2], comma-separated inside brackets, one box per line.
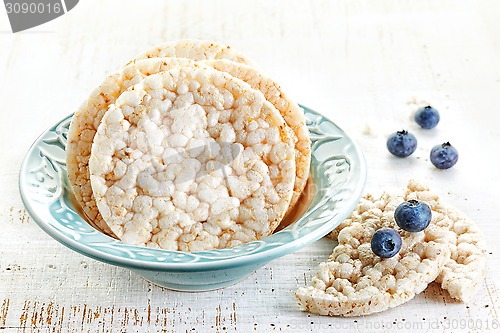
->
[89, 67, 296, 251]
[296, 180, 486, 316]
[328, 180, 488, 302]
[203, 59, 311, 215]
[66, 58, 202, 235]
[130, 39, 251, 65]
[295, 181, 454, 316]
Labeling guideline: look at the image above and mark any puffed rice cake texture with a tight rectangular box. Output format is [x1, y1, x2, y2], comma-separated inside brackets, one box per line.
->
[130, 39, 252, 65]
[328, 180, 487, 303]
[89, 67, 296, 251]
[295, 180, 459, 316]
[66, 58, 201, 236]
[202, 59, 311, 216]
[67, 38, 251, 234]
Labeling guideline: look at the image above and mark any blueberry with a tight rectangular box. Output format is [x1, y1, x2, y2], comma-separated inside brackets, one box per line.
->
[386, 130, 417, 157]
[371, 228, 402, 258]
[394, 200, 432, 232]
[430, 142, 459, 169]
[415, 105, 440, 129]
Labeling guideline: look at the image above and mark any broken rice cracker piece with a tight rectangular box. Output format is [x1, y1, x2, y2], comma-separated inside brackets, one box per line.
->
[401, 181, 487, 302]
[89, 67, 296, 252]
[328, 180, 487, 303]
[295, 182, 454, 316]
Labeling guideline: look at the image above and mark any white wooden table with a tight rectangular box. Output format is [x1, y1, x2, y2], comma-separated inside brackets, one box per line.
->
[1, 1, 499, 332]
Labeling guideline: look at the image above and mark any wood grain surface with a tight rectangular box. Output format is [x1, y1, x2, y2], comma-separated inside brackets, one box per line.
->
[1, 0, 499, 332]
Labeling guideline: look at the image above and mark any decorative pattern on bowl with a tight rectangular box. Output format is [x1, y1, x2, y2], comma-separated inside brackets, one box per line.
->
[20, 105, 366, 289]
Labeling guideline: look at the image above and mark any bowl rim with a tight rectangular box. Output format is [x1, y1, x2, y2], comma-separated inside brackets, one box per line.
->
[19, 105, 367, 271]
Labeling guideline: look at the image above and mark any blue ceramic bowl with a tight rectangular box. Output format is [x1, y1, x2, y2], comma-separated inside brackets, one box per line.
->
[19, 105, 366, 291]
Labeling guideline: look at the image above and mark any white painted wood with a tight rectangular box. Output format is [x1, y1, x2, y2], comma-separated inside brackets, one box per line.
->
[1, 0, 499, 331]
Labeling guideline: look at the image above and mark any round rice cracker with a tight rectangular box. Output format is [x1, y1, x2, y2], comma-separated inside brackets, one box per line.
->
[67, 58, 205, 236]
[89, 67, 296, 252]
[202, 59, 311, 215]
[328, 180, 488, 303]
[295, 184, 455, 316]
[130, 39, 252, 65]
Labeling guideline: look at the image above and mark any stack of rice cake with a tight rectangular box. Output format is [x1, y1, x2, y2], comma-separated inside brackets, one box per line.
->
[66, 40, 311, 252]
